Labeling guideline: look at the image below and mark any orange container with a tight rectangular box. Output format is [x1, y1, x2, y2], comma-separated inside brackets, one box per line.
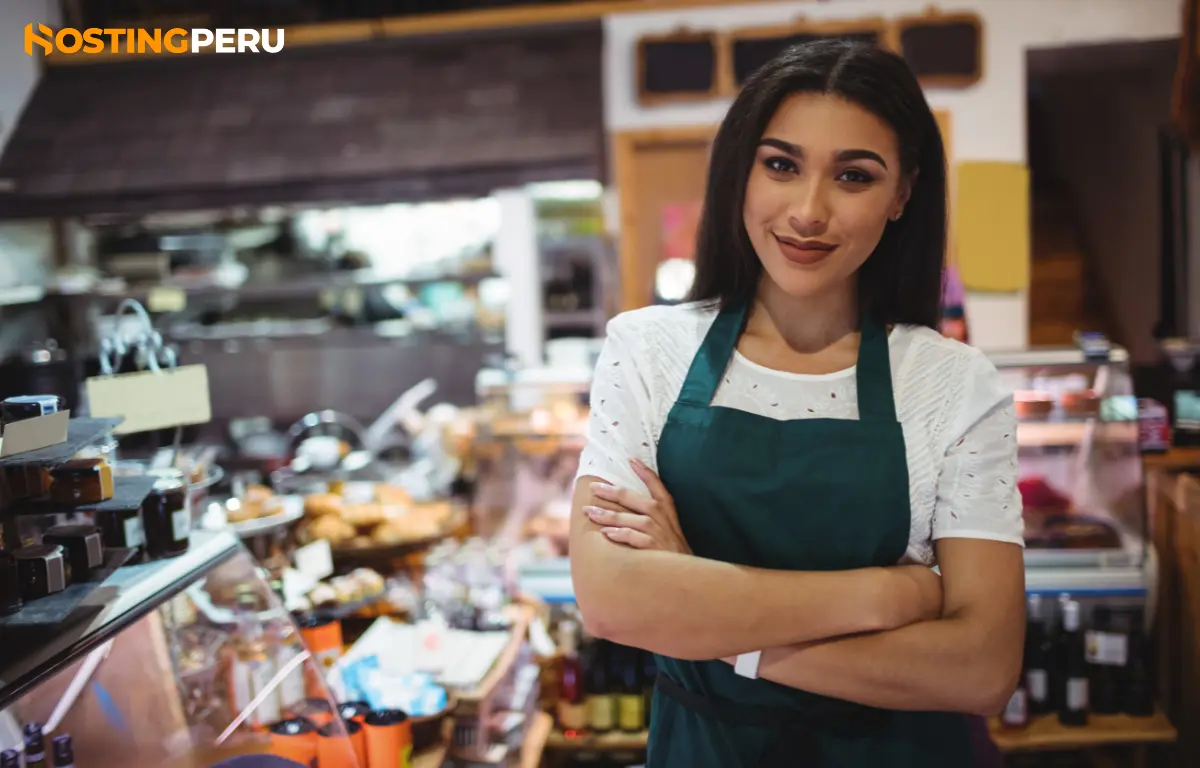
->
[290, 697, 336, 727]
[298, 616, 344, 697]
[363, 710, 413, 768]
[338, 701, 372, 725]
[268, 717, 318, 767]
[318, 720, 366, 768]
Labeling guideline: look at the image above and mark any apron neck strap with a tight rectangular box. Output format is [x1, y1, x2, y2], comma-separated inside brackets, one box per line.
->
[675, 301, 898, 423]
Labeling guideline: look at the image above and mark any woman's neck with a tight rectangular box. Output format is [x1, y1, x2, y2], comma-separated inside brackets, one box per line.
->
[746, 278, 859, 355]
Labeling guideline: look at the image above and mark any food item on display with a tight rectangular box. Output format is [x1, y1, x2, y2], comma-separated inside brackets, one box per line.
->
[297, 616, 344, 687]
[342, 502, 386, 530]
[1036, 516, 1122, 550]
[1014, 390, 1054, 420]
[13, 545, 68, 600]
[307, 514, 356, 546]
[0, 750, 18, 768]
[0, 550, 23, 616]
[351, 568, 386, 598]
[141, 470, 190, 560]
[291, 698, 337, 727]
[1061, 389, 1101, 418]
[308, 583, 339, 609]
[94, 503, 146, 556]
[4, 464, 53, 500]
[49, 458, 115, 505]
[375, 484, 412, 506]
[1018, 476, 1072, 518]
[318, 720, 365, 768]
[268, 717, 319, 766]
[330, 576, 362, 605]
[51, 734, 75, 768]
[245, 484, 275, 504]
[42, 525, 105, 582]
[338, 701, 372, 723]
[304, 493, 344, 520]
[1, 395, 61, 426]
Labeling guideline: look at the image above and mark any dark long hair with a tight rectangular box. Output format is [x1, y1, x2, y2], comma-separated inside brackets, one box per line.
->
[686, 39, 948, 330]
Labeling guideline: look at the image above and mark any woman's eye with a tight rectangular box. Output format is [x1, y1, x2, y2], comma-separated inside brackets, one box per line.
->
[837, 168, 875, 184]
[763, 156, 797, 174]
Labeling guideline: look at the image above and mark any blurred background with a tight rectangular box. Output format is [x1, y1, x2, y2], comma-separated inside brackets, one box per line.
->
[3, 1, 1200, 767]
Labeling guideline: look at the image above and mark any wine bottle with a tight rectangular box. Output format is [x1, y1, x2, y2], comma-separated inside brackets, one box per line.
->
[1050, 593, 1072, 711]
[51, 735, 75, 768]
[1058, 600, 1089, 726]
[1025, 595, 1051, 716]
[0, 750, 18, 768]
[1085, 606, 1124, 715]
[616, 645, 645, 733]
[1123, 609, 1155, 716]
[586, 639, 616, 734]
[557, 620, 587, 733]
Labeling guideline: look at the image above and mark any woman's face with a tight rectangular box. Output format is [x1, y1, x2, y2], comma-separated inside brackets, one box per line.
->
[742, 92, 912, 301]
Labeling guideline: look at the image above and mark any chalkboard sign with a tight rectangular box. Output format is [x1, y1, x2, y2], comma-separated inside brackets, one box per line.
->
[730, 23, 883, 85]
[897, 14, 983, 87]
[637, 32, 719, 105]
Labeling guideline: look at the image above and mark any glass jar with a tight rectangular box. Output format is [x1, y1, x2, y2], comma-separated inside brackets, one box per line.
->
[142, 469, 190, 560]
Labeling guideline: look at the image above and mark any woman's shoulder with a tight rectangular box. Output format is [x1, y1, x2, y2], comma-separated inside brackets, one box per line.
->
[604, 301, 719, 352]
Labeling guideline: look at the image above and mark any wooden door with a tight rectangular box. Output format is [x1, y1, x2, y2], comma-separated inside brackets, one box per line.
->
[612, 126, 717, 311]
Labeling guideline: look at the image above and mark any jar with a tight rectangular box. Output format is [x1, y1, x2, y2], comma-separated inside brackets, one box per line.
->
[142, 470, 190, 560]
[0, 550, 22, 615]
[95, 502, 146, 560]
[13, 544, 67, 600]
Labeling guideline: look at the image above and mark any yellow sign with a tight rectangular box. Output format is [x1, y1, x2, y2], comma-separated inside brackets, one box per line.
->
[24, 24, 285, 56]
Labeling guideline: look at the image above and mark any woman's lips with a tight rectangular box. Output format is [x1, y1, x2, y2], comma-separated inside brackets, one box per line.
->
[774, 235, 837, 266]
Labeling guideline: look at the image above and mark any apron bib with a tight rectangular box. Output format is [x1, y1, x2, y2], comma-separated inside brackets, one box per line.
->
[648, 302, 973, 768]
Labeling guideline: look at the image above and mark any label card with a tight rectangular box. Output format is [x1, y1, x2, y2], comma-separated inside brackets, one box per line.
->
[86, 364, 212, 435]
[294, 539, 334, 582]
[0, 410, 70, 457]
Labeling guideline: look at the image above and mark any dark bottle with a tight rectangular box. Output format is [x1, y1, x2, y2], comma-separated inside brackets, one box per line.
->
[52, 734, 74, 768]
[1058, 600, 1089, 726]
[1025, 595, 1051, 716]
[616, 645, 645, 733]
[1123, 610, 1155, 716]
[585, 639, 616, 734]
[1085, 606, 1124, 715]
[557, 620, 587, 733]
[0, 750, 18, 768]
[23, 722, 46, 768]
[642, 650, 658, 728]
[1050, 593, 1072, 710]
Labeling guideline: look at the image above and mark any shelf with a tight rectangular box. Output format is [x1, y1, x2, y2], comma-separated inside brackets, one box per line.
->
[988, 711, 1176, 752]
[1016, 420, 1137, 448]
[546, 728, 649, 751]
[0, 529, 240, 711]
[0, 547, 137, 629]
[0, 417, 122, 467]
[12, 474, 157, 516]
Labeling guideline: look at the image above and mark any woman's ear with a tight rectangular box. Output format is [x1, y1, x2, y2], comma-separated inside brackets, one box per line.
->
[892, 169, 919, 219]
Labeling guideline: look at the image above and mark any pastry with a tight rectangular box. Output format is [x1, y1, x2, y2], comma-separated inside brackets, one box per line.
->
[243, 484, 274, 504]
[50, 459, 115, 505]
[303, 493, 344, 520]
[375, 484, 412, 506]
[1014, 390, 1053, 420]
[225, 500, 262, 524]
[343, 502, 386, 530]
[350, 568, 385, 597]
[1061, 389, 1100, 418]
[306, 514, 355, 545]
[308, 583, 339, 608]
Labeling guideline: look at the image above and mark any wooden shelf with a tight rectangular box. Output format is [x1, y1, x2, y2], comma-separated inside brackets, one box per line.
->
[545, 728, 649, 751]
[414, 741, 450, 768]
[1143, 447, 1200, 471]
[988, 711, 1177, 753]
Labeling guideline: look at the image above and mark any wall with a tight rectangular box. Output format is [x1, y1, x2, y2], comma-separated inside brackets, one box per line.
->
[1032, 42, 1178, 364]
[603, 0, 1184, 350]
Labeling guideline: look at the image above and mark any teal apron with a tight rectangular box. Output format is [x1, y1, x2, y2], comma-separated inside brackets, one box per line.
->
[649, 301, 973, 767]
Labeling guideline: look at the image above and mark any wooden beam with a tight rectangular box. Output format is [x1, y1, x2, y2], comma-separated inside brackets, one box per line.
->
[40, 0, 787, 66]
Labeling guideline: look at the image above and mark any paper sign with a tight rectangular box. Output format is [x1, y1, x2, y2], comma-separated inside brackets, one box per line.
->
[147, 287, 187, 313]
[0, 410, 70, 457]
[86, 364, 212, 435]
[294, 539, 334, 582]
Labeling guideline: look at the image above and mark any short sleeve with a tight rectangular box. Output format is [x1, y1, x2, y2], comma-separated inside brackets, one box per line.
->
[574, 317, 659, 495]
[932, 350, 1025, 546]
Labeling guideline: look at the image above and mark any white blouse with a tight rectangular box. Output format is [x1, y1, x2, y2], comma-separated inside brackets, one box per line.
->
[575, 303, 1024, 565]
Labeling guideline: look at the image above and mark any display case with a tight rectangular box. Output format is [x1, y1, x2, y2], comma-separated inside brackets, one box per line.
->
[0, 530, 364, 768]
[989, 346, 1153, 599]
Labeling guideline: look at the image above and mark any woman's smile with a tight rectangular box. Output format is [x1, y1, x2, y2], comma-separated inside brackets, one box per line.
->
[774, 234, 838, 267]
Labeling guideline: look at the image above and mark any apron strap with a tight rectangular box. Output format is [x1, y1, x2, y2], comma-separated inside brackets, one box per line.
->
[676, 302, 747, 407]
[854, 316, 898, 423]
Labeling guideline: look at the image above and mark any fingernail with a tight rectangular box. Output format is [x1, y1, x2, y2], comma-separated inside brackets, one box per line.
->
[592, 483, 617, 494]
[585, 506, 606, 519]
[630, 458, 644, 469]
[600, 527, 621, 535]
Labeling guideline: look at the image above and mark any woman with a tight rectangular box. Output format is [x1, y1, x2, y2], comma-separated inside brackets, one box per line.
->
[569, 40, 1025, 767]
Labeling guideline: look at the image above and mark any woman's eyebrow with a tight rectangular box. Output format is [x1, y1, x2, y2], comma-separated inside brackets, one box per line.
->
[758, 138, 888, 170]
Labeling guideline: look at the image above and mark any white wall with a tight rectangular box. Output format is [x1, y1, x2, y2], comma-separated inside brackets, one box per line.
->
[0, 0, 59, 157]
[603, 0, 1184, 350]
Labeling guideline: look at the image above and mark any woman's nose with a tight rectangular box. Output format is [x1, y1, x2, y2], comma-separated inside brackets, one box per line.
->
[787, 179, 831, 235]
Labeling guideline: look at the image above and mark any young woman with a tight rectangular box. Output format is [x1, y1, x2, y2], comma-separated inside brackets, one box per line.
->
[569, 40, 1025, 767]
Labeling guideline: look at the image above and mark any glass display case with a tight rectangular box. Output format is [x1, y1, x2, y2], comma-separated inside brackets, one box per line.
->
[989, 347, 1152, 593]
[0, 530, 362, 768]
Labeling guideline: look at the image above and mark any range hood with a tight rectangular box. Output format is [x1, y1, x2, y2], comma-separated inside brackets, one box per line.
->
[0, 24, 603, 218]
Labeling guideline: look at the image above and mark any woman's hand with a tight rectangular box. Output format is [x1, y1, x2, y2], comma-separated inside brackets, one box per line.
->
[585, 459, 692, 556]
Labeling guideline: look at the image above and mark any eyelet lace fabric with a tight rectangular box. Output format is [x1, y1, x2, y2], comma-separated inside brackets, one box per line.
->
[576, 303, 1024, 565]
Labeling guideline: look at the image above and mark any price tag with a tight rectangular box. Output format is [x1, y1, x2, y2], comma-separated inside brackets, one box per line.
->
[147, 287, 187, 313]
[86, 364, 211, 435]
[0, 410, 69, 457]
[294, 539, 334, 582]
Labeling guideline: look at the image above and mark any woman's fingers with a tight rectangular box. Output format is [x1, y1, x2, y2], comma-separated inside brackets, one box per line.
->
[590, 482, 655, 515]
[600, 526, 657, 549]
[630, 459, 671, 503]
[585, 505, 651, 532]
